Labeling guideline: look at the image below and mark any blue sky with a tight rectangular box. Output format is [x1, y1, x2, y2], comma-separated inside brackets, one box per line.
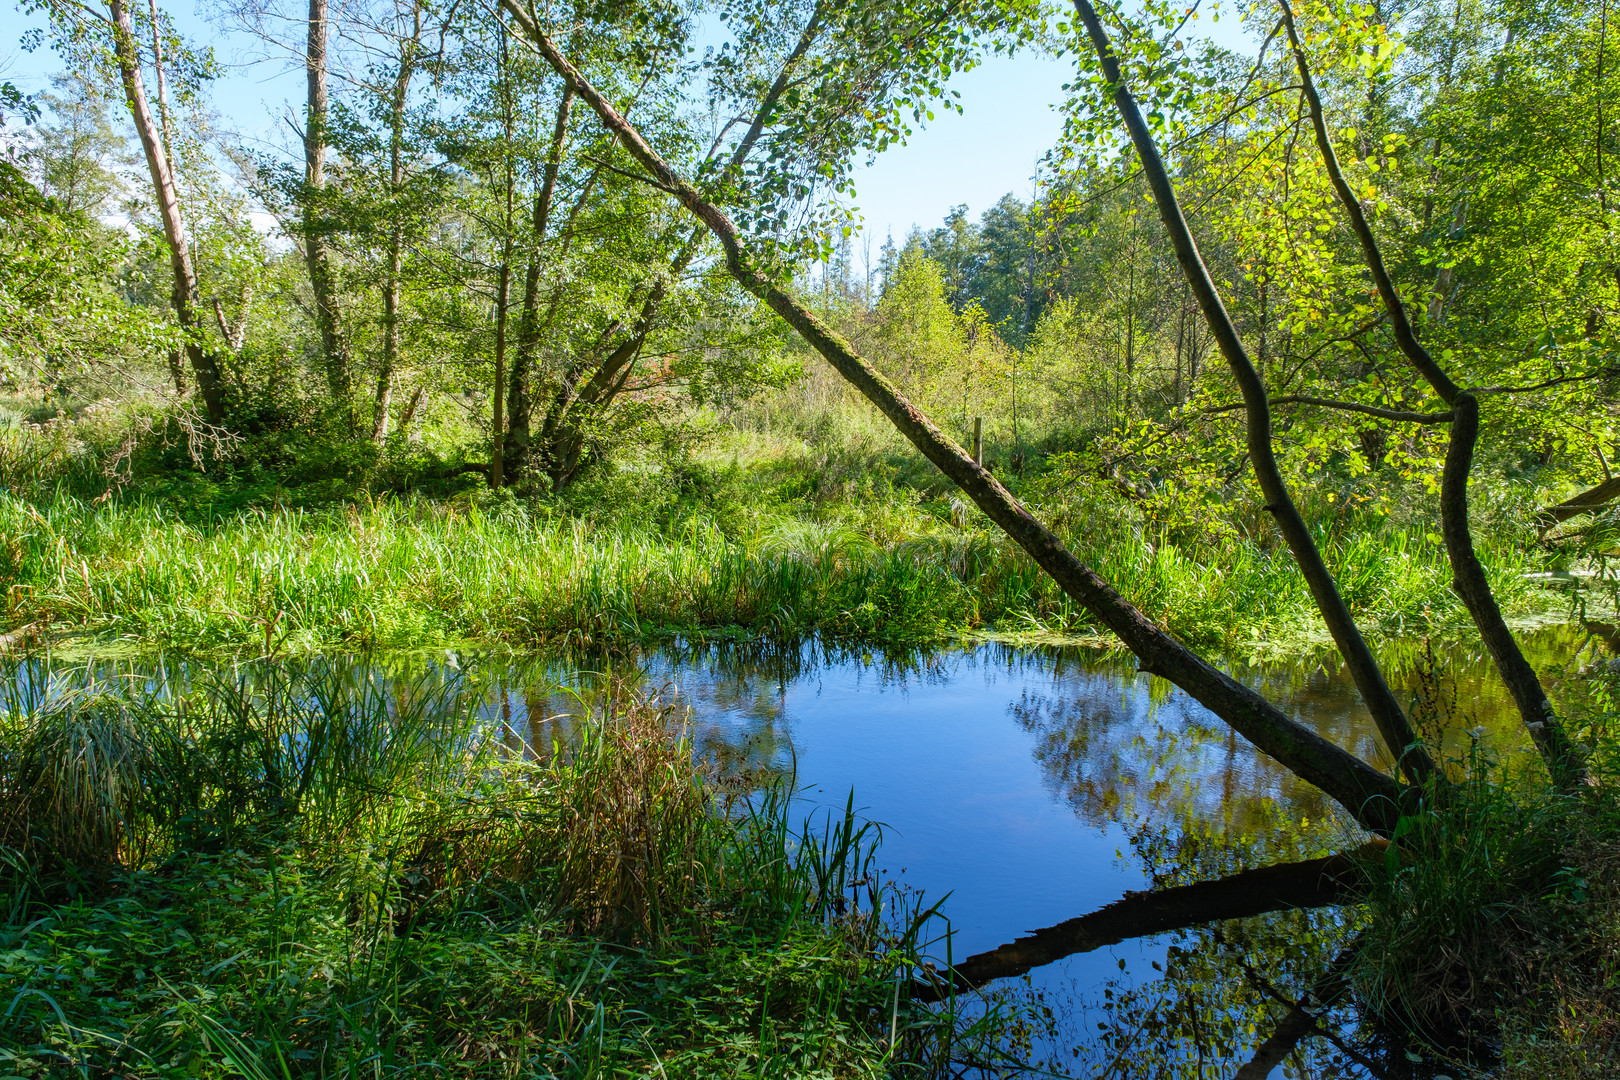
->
[2, 2, 1246, 244]
[848, 50, 1071, 246]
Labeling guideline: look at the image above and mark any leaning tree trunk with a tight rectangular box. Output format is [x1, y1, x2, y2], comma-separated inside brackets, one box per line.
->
[1066, 0, 1436, 789]
[108, 0, 225, 422]
[304, 0, 350, 419]
[1277, 0, 1584, 789]
[498, 0, 1408, 836]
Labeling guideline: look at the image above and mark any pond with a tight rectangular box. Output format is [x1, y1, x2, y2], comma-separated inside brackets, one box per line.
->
[8, 629, 1592, 1076]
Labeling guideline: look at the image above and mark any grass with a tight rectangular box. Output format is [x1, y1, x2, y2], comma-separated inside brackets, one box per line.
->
[0, 482, 1555, 656]
[1343, 730, 1620, 1076]
[0, 657, 1027, 1077]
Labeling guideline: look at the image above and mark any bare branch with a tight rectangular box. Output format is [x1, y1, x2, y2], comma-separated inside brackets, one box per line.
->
[1203, 396, 1454, 424]
[1470, 368, 1620, 396]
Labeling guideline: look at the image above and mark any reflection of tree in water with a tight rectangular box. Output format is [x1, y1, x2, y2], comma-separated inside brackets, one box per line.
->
[999, 634, 1562, 836]
[1061, 904, 1463, 1078]
[1009, 674, 1342, 833]
[8, 641, 1524, 1075]
[962, 818, 1453, 1079]
[1067, 906, 1367, 1079]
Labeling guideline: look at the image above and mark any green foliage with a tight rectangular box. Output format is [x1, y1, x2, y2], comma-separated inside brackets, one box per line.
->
[0, 459, 1552, 656]
[1349, 745, 1620, 1065]
[0, 162, 179, 398]
[0, 660, 1012, 1076]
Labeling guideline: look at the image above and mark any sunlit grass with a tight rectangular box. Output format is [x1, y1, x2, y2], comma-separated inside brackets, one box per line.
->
[0, 489, 1552, 655]
[0, 659, 1014, 1076]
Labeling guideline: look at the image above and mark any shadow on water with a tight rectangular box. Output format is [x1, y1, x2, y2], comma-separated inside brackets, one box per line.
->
[5, 625, 1605, 1076]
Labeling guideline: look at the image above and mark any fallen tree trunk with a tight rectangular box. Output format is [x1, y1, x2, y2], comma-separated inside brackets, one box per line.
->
[1538, 476, 1620, 528]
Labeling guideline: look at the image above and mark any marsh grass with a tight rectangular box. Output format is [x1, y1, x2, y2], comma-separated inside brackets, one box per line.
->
[0, 490, 1551, 656]
[516, 692, 719, 940]
[0, 688, 171, 876]
[0, 658, 1025, 1077]
[1347, 733, 1620, 1069]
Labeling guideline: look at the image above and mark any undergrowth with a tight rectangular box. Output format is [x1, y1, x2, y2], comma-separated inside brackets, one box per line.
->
[0, 659, 1023, 1077]
[1349, 734, 1620, 1076]
[0, 484, 1552, 655]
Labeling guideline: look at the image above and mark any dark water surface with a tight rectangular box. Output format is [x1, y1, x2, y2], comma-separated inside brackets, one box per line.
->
[12, 629, 1594, 1075]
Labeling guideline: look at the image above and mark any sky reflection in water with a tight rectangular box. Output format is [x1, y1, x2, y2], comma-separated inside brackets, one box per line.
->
[11, 630, 1583, 1074]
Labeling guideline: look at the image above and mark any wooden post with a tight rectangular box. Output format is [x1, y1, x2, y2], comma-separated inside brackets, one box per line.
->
[972, 416, 983, 466]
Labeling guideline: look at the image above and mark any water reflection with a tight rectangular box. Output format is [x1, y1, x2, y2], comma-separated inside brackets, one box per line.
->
[5, 626, 1598, 1074]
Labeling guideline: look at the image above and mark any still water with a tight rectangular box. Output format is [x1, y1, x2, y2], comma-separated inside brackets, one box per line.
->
[13, 631, 1588, 1075]
[488, 636, 1559, 1076]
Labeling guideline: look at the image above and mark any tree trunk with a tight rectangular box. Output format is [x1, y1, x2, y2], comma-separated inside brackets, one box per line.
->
[166, 349, 185, 396]
[372, 277, 396, 442]
[108, 0, 225, 422]
[506, 86, 573, 483]
[492, 258, 510, 489]
[499, 0, 1408, 836]
[1069, 0, 1435, 787]
[304, 0, 350, 417]
[1538, 475, 1620, 527]
[516, 7, 824, 492]
[400, 383, 424, 441]
[372, 9, 421, 445]
[538, 230, 701, 490]
[1280, 0, 1585, 789]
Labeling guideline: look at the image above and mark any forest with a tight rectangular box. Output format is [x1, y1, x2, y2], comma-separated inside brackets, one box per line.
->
[2, 0, 1619, 1074]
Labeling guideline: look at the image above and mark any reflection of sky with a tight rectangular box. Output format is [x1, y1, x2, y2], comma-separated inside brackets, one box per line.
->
[666, 647, 1154, 956]
[13, 628, 1592, 1073]
[466, 642, 1374, 1071]
[468, 633, 1575, 1073]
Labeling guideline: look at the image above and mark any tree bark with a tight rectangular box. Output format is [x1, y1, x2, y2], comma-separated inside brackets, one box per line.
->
[1444, 395, 1585, 780]
[505, 86, 573, 481]
[400, 383, 424, 441]
[489, 31, 518, 489]
[498, 0, 1408, 835]
[1279, 0, 1584, 788]
[108, 0, 225, 422]
[1069, 0, 1434, 786]
[1538, 475, 1620, 527]
[304, 0, 350, 417]
[492, 258, 510, 488]
[373, 6, 422, 445]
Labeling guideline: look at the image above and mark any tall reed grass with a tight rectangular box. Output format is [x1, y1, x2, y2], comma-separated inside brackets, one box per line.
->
[0, 491, 1551, 654]
[0, 659, 1025, 1076]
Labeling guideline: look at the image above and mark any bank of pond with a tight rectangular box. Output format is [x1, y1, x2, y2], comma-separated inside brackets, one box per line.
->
[2, 632, 1616, 1077]
[0, 493, 1557, 656]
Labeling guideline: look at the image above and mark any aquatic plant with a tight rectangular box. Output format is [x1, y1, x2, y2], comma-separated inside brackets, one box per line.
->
[0, 659, 1029, 1076]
